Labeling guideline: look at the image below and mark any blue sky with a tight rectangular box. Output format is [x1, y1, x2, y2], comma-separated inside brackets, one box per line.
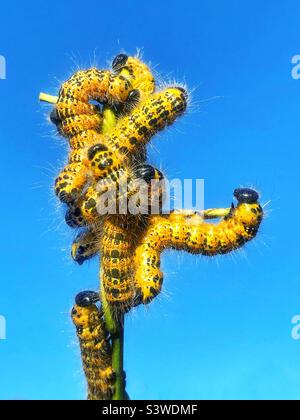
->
[0, 0, 300, 400]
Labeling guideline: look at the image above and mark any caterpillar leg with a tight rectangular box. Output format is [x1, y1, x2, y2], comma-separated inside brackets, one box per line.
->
[71, 291, 115, 400]
[134, 188, 264, 304]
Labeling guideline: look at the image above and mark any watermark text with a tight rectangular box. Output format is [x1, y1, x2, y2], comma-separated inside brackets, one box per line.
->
[0, 55, 6, 80]
[0, 315, 6, 340]
[291, 315, 300, 340]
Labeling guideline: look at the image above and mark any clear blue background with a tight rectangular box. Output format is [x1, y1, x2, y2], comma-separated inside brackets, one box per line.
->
[0, 0, 299, 400]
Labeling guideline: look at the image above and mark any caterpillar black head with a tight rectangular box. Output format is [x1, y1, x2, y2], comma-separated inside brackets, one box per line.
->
[234, 188, 259, 204]
[75, 291, 99, 307]
[65, 206, 84, 228]
[135, 164, 163, 184]
[87, 143, 109, 161]
[49, 107, 60, 125]
[87, 143, 114, 178]
[175, 86, 189, 101]
[112, 54, 128, 71]
[49, 107, 63, 135]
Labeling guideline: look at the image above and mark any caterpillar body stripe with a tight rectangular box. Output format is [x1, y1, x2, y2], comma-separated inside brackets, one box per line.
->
[134, 189, 263, 303]
[71, 291, 115, 400]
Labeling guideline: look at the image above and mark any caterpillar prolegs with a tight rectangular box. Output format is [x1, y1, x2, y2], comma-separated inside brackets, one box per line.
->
[71, 291, 116, 400]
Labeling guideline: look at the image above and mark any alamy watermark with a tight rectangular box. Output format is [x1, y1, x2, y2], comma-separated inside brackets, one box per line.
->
[93, 177, 205, 216]
[0, 55, 6, 80]
[0, 315, 6, 340]
[291, 55, 300, 80]
[291, 315, 300, 340]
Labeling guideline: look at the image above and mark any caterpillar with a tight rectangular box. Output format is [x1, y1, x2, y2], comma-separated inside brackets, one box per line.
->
[71, 291, 115, 400]
[134, 188, 263, 303]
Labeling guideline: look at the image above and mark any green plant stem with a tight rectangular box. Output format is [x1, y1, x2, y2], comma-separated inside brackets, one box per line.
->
[111, 317, 124, 400]
[99, 105, 125, 401]
[101, 279, 125, 400]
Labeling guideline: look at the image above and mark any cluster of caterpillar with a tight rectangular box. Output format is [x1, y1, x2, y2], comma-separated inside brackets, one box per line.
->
[47, 53, 263, 311]
[71, 291, 118, 400]
[42, 53, 264, 401]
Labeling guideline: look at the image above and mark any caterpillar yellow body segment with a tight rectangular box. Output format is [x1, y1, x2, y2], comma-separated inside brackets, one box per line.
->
[71, 293, 115, 400]
[134, 191, 263, 303]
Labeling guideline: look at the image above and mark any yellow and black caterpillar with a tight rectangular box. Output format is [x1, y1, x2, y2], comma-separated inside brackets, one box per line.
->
[71, 291, 115, 400]
[134, 188, 263, 303]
